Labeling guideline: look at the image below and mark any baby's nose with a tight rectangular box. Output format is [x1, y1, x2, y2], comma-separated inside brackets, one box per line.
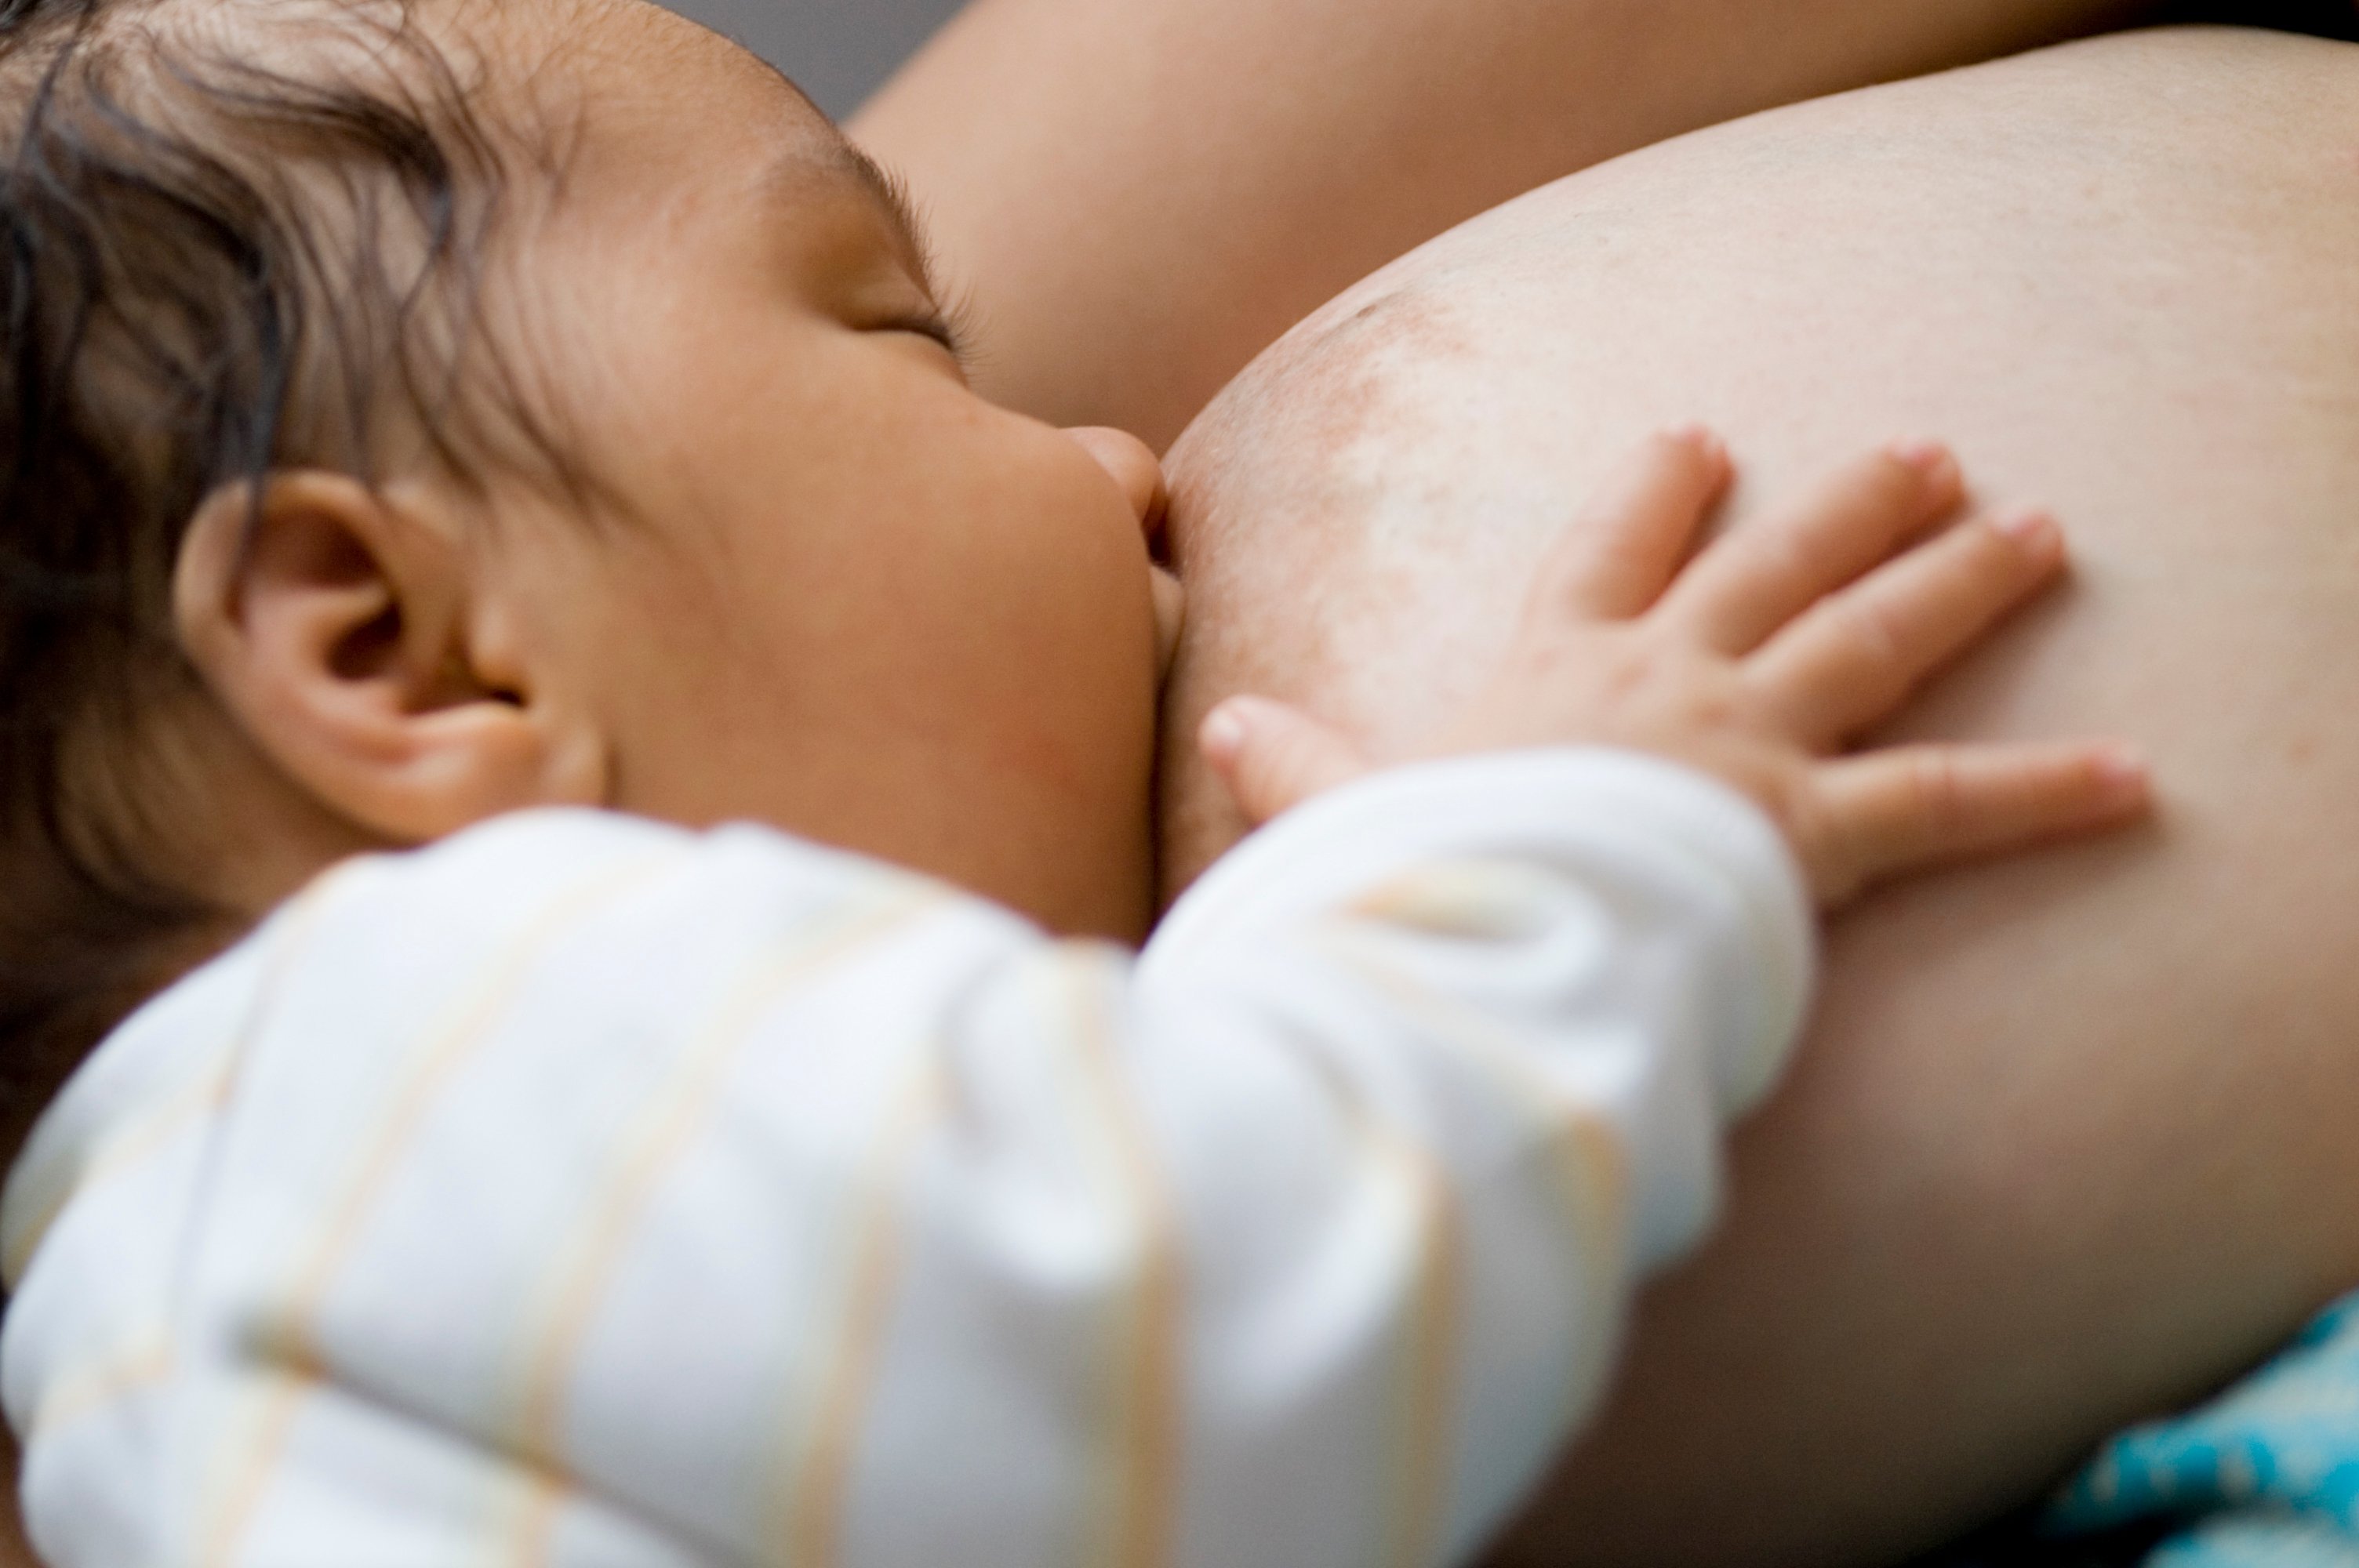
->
[1063, 426, 1168, 542]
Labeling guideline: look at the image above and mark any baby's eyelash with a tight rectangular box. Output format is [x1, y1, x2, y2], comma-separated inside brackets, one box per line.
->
[905, 293, 982, 373]
[862, 158, 983, 372]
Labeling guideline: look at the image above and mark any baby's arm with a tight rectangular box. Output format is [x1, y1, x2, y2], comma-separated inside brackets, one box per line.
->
[5, 441, 2139, 1568]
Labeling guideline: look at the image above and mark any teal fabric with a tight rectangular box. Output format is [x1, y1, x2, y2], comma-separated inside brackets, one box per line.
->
[2045, 1292, 2359, 1566]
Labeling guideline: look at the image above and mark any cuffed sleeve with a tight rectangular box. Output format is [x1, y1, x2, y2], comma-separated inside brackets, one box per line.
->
[4, 753, 1813, 1568]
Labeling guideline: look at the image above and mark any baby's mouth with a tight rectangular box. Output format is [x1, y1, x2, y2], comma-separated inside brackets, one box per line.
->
[1150, 565, 1186, 682]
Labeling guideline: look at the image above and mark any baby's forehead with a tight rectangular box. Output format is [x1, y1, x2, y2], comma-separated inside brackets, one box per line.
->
[488, 0, 853, 210]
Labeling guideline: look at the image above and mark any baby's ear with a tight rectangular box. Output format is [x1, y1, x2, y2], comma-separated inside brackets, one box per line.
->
[172, 471, 605, 843]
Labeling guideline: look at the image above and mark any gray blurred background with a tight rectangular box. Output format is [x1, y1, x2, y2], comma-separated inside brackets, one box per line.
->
[656, 0, 970, 121]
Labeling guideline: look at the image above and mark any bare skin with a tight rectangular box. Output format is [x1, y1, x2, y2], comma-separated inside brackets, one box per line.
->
[1157, 25, 2359, 1565]
[852, 0, 2149, 450]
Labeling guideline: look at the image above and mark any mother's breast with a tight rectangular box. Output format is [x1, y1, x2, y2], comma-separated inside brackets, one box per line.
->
[1159, 26, 2359, 1566]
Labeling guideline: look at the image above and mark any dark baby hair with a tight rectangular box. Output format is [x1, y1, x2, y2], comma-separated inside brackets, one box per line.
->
[0, 0, 551, 1153]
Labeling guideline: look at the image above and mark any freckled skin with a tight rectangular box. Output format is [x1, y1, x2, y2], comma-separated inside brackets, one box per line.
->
[1160, 27, 2359, 1566]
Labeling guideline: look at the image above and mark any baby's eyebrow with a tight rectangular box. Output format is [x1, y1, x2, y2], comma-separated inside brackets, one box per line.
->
[736, 60, 937, 280]
[820, 136, 947, 300]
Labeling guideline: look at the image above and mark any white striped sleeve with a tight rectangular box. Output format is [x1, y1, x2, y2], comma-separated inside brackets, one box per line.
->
[5, 747, 1812, 1568]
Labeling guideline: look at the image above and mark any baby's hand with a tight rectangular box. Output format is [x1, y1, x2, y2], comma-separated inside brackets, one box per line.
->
[1198, 428, 2150, 907]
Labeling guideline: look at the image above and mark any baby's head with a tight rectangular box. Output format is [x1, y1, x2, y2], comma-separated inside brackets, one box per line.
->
[0, 0, 1175, 1147]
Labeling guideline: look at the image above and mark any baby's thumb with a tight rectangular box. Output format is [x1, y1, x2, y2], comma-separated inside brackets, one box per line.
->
[1199, 696, 1369, 826]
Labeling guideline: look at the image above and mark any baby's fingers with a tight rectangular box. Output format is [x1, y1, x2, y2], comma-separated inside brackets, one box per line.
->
[1749, 508, 2066, 749]
[1201, 695, 1372, 826]
[1532, 426, 1731, 619]
[1656, 441, 1962, 654]
[1806, 742, 2150, 906]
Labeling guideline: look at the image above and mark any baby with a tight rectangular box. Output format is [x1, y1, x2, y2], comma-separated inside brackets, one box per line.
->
[0, 1, 2148, 1564]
